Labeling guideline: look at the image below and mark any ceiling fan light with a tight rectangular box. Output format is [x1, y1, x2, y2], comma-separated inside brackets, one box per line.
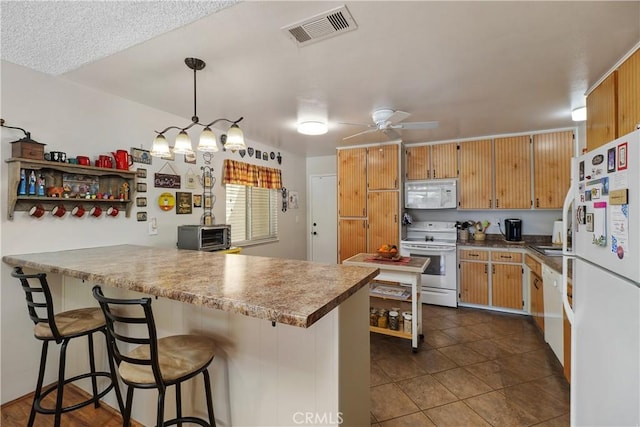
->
[571, 106, 587, 122]
[224, 124, 246, 152]
[298, 121, 328, 135]
[173, 130, 194, 154]
[150, 134, 171, 157]
[197, 127, 219, 152]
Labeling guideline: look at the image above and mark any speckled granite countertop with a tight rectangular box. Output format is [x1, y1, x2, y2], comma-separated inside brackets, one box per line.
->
[457, 234, 566, 274]
[2, 245, 379, 328]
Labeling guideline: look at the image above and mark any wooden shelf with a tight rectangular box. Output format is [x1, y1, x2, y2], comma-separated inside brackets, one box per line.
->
[369, 326, 412, 340]
[6, 158, 136, 220]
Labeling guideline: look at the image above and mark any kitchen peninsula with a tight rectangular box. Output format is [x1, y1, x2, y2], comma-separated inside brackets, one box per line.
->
[3, 245, 379, 427]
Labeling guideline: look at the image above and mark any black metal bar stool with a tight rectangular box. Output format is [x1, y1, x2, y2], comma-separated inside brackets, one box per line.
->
[11, 267, 124, 427]
[92, 285, 217, 427]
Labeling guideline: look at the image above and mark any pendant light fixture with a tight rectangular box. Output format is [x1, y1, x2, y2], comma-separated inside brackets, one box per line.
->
[151, 57, 246, 157]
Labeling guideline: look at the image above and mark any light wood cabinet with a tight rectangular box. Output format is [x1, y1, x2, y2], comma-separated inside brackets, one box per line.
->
[533, 131, 574, 209]
[367, 191, 399, 253]
[459, 247, 525, 312]
[617, 48, 640, 137]
[526, 254, 544, 332]
[338, 148, 367, 217]
[492, 263, 523, 310]
[494, 135, 531, 209]
[337, 144, 401, 263]
[405, 143, 458, 180]
[587, 72, 618, 152]
[368, 145, 398, 190]
[338, 219, 367, 262]
[459, 261, 489, 305]
[459, 139, 493, 209]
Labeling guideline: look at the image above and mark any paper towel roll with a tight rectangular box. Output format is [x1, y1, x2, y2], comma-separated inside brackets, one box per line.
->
[552, 220, 563, 244]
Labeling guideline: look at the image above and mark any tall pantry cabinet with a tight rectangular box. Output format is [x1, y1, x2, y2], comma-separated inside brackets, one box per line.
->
[337, 144, 401, 263]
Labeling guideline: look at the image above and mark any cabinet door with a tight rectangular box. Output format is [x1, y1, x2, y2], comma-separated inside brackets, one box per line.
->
[338, 148, 367, 217]
[406, 145, 430, 180]
[368, 145, 398, 190]
[617, 49, 640, 137]
[531, 272, 544, 331]
[338, 219, 367, 263]
[587, 72, 617, 152]
[492, 264, 523, 310]
[494, 135, 531, 209]
[431, 143, 458, 179]
[459, 261, 488, 305]
[367, 191, 399, 252]
[459, 139, 493, 209]
[533, 131, 573, 209]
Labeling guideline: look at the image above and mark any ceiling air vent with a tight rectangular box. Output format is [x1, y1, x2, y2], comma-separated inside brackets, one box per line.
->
[282, 5, 357, 47]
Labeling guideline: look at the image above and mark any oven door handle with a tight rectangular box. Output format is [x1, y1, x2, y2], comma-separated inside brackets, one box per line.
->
[402, 245, 456, 252]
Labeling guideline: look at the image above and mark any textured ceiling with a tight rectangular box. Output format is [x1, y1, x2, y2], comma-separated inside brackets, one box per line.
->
[1, 1, 639, 157]
[1, 0, 238, 75]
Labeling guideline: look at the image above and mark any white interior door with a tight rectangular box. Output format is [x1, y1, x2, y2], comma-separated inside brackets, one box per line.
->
[310, 175, 337, 264]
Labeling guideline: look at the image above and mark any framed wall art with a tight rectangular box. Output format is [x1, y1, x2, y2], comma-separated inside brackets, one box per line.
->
[154, 162, 181, 188]
[136, 168, 147, 178]
[131, 148, 152, 165]
[136, 197, 147, 207]
[137, 211, 147, 222]
[193, 194, 202, 207]
[184, 151, 197, 164]
[136, 182, 147, 193]
[176, 192, 192, 214]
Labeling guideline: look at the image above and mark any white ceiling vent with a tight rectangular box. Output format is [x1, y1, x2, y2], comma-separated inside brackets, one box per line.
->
[282, 5, 357, 47]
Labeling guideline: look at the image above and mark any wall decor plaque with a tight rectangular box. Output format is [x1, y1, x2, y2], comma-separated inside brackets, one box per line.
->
[176, 192, 192, 214]
[154, 173, 181, 188]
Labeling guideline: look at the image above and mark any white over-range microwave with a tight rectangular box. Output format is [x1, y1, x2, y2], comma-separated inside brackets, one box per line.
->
[404, 179, 457, 209]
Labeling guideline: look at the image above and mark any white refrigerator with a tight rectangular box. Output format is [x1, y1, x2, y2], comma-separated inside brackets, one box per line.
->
[562, 129, 640, 426]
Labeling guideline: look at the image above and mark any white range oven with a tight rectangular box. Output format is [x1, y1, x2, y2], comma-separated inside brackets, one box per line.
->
[400, 221, 457, 308]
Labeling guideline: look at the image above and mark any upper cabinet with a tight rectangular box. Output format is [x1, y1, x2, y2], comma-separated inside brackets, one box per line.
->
[616, 48, 640, 137]
[459, 139, 493, 209]
[533, 130, 574, 209]
[337, 147, 367, 217]
[405, 143, 457, 180]
[368, 144, 399, 190]
[587, 47, 640, 151]
[494, 136, 531, 209]
[586, 72, 617, 152]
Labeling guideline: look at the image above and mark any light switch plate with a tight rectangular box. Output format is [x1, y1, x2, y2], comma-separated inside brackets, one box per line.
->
[148, 217, 158, 235]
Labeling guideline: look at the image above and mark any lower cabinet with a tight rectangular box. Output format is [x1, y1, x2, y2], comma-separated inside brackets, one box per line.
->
[338, 219, 367, 263]
[458, 248, 524, 312]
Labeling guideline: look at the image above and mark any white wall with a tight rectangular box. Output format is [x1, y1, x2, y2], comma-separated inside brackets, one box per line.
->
[0, 61, 307, 403]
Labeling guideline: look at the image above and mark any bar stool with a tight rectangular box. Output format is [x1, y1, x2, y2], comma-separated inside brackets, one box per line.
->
[11, 267, 124, 427]
[92, 285, 217, 427]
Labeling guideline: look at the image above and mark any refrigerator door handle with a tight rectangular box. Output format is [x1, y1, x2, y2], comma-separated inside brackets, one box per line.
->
[561, 163, 575, 325]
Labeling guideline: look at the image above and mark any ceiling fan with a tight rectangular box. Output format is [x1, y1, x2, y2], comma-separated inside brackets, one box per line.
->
[341, 108, 438, 141]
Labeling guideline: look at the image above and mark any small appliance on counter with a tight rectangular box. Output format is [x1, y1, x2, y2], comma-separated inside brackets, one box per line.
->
[551, 220, 563, 245]
[177, 224, 231, 251]
[503, 218, 522, 242]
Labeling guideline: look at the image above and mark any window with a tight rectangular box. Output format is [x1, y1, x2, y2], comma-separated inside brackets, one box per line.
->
[225, 184, 278, 244]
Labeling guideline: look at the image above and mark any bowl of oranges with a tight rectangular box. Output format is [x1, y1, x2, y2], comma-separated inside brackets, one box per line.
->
[377, 244, 398, 259]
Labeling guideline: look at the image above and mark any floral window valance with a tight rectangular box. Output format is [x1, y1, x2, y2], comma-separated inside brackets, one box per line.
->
[223, 159, 282, 189]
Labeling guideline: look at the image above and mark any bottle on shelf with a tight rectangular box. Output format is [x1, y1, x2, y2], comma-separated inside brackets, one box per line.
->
[18, 169, 27, 195]
[28, 170, 36, 195]
[37, 174, 45, 196]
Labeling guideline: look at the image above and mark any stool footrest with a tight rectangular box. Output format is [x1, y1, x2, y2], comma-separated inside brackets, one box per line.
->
[34, 372, 115, 415]
[164, 416, 213, 426]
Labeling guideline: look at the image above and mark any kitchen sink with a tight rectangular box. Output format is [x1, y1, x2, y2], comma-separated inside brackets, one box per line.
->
[530, 245, 564, 257]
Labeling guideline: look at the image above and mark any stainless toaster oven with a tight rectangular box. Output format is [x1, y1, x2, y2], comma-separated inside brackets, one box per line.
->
[177, 224, 231, 252]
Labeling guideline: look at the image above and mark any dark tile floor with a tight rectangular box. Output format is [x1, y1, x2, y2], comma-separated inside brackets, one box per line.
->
[370, 302, 570, 427]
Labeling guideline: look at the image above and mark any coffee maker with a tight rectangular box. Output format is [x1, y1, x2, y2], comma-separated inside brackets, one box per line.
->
[504, 218, 522, 242]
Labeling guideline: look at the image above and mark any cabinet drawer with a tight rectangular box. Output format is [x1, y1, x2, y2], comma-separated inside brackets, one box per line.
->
[525, 254, 542, 276]
[491, 251, 522, 263]
[459, 249, 489, 261]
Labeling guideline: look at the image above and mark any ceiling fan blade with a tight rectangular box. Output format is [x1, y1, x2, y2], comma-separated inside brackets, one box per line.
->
[397, 121, 439, 130]
[342, 128, 378, 140]
[339, 122, 375, 128]
[386, 110, 411, 125]
[382, 128, 402, 140]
